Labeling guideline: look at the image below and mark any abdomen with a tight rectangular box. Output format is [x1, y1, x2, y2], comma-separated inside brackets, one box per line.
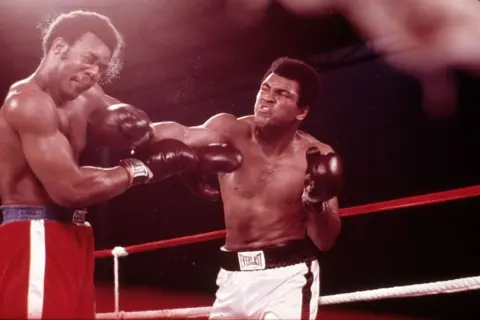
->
[219, 172, 307, 249]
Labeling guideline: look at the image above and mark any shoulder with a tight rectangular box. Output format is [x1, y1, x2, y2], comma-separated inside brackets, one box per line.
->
[202, 113, 252, 142]
[204, 113, 238, 124]
[238, 115, 254, 124]
[3, 84, 58, 132]
[297, 130, 334, 154]
[72, 84, 108, 117]
[204, 113, 251, 131]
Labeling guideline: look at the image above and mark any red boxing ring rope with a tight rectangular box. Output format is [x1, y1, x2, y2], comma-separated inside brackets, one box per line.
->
[94, 185, 480, 258]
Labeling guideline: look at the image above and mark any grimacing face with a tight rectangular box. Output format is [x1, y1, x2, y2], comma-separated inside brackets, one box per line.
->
[254, 72, 308, 129]
[52, 32, 112, 100]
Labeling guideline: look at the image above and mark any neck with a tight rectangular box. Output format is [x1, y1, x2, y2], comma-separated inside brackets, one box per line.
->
[32, 58, 65, 106]
[254, 122, 299, 155]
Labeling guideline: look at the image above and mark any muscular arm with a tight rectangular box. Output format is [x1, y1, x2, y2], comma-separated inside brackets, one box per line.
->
[306, 196, 341, 251]
[83, 83, 121, 125]
[84, 84, 243, 149]
[151, 113, 243, 147]
[4, 91, 130, 208]
[304, 142, 342, 251]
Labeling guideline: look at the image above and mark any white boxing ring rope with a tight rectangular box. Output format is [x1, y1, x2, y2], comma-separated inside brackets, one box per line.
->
[95, 186, 480, 319]
[97, 245, 480, 319]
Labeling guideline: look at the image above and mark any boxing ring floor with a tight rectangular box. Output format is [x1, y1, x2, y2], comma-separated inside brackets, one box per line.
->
[93, 185, 480, 319]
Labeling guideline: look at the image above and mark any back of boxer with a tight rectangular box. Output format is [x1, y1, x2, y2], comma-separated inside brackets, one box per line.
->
[150, 57, 343, 319]
[0, 11, 243, 319]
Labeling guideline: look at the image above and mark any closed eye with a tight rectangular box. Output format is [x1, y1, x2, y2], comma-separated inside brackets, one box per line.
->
[277, 89, 292, 99]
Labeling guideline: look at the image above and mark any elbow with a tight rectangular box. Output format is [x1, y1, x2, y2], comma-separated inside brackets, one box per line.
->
[316, 238, 338, 252]
[308, 221, 342, 252]
[312, 232, 340, 252]
[50, 193, 85, 209]
[48, 185, 90, 209]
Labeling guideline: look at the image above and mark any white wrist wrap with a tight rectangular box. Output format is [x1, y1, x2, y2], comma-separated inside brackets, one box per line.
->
[119, 158, 153, 188]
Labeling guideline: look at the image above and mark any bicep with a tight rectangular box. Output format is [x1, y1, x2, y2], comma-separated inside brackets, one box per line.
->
[152, 122, 188, 142]
[202, 113, 247, 142]
[152, 121, 226, 147]
[184, 126, 226, 146]
[4, 92, 82, 196]
[85, 84, 122, 125]
[20, 127, 82, 194]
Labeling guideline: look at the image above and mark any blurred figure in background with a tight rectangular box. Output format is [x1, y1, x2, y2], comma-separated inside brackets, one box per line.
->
[229, 0, 480, 118]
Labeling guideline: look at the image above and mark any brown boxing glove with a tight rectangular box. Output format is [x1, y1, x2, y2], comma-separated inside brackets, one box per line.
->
[302, 147, 344, 211]
[181, 173, 221, 201]
[179, 143, 243, 201]
[125, 139, 199, 186]
[195, 143, 243, 174]
[90, 104, 154, 149]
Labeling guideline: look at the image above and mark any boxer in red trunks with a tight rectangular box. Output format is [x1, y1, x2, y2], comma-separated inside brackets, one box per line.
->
[0, 10, 242, 319]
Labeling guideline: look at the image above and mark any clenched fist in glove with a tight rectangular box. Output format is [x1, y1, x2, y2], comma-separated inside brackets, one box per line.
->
[302, 147, 344, 213]
[180, 143, 243, 201]
[120, 139, 199, 187]
[194, 143, 243, 174]
[181, 173, 221, 202]
[128, 141, 243, 191]
[90, 103, 154, 149]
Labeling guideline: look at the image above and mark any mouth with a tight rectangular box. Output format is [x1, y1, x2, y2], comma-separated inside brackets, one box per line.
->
[256, 104, 271, 114]
[71, 78, 92, 91]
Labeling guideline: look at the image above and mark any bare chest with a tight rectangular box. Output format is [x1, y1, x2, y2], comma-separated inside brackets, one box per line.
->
[58, 107, 89, 158]
[221, 141, 307, 201]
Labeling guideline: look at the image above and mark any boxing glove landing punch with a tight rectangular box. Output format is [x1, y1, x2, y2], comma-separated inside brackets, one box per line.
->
[302, 146, 344, 213]
[120, 139, 199, 187]
[123, 140, 243, 190]
[92, 104, 154, 149]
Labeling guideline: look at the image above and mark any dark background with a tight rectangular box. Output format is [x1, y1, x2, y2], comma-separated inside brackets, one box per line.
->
[1, 0, 479, 319]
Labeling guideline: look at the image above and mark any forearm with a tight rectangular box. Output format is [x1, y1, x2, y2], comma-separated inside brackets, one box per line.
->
[55, 166, 130, 208]
[306, 197, 342, 251]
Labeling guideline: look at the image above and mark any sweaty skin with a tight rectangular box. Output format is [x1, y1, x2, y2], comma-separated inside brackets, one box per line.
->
[152, 73, 340, 251]
[0, 30, 138, 209]
[0, 80, 131, 208]
[215, 116, 335, 250]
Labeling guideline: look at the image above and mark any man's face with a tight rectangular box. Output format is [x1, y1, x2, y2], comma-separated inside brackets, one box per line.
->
[254, 73, 307, 129]
[53, 32, 112, 100]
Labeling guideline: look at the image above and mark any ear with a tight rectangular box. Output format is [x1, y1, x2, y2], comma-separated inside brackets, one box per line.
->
[50, 37, 69, 56]
[296, 105, 309, 121]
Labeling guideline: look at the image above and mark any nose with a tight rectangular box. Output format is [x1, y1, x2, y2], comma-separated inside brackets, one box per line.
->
[261, 89, 275, 103]
[85, 65, 100, 82]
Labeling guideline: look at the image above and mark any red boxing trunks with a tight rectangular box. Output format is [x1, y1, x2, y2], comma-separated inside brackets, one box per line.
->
[0, 205, 95, 319]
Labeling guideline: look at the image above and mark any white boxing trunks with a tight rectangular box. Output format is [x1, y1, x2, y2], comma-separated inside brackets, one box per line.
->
[209, 238, 320, 320]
